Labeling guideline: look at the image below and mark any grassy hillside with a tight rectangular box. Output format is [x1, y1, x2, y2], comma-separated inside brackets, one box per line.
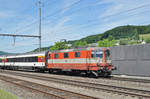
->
[33, 25, 150, 52]
[0, 51, 11, 55]
[67, 34, 102, 44]
[100, 25, 150, 40]
[140, 33, 150, 39]
[68, 25, 150, 44]
[32, 47, 50, 52]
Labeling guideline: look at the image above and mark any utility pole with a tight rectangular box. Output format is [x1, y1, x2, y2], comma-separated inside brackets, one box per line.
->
[0, 0, 43, 52]
[38, 0, 42, 51]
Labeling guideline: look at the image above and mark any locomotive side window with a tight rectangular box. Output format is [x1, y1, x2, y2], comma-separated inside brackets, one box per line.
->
[64, 53, 69, 58]
[54, 53, 58, 59]
[75, 52, 80, 57]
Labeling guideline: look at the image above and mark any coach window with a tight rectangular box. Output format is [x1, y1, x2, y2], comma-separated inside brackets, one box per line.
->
[24, 57, 27, 62]
[14, 58, 17, 62]
[36, 57, 38, 62]
[75, 52, 80, 58]
[27, 57, 30, 62]
[15, 58, 18, 62]
[64, 53, 69, 58]
[31, 57, 37, 62]
[54, 53, 58, 59]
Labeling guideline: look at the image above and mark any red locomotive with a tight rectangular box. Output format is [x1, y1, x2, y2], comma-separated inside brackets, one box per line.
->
[47, 47, 115, 77]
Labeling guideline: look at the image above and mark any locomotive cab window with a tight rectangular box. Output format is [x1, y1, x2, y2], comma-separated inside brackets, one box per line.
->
[105, 49, 110, 60]
[96, 51, 103, 58]
[75, 52, 80, 57]
[91, 50, 103, 58]
[48, 54, 51, 59]
[54, 53, 58, 59]
[64, 53, 69, 58]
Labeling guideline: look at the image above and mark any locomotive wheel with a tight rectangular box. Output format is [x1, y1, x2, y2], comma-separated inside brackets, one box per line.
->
[48, 69, 53, 73]
[103, 72, 111, 77]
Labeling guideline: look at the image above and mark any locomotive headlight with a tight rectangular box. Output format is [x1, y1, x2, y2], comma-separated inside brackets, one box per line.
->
[112, 66, 117, 70]
[100, 66, 104, 70]
[105, 67, 108, 70]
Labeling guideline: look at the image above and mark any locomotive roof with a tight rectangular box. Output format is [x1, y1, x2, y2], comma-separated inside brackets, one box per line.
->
[49, 47, 109, 53]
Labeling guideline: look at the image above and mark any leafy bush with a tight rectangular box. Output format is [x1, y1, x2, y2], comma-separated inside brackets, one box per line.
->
[119, 39, 128, 45]
[50, 41, 70, 51]
[145, 38, 150, 43]
[72, 41, 87, 48]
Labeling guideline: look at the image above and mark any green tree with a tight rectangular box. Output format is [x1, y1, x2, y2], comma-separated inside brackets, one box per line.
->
[50, 41, 69, 51]
[98, 39, 116, 47]
[80, 41, 87, 46]
[108, 35, 114, 41]
[73, 41, 87, 48]
[72, 41, 80, 48]
[132, 30, 139, 40]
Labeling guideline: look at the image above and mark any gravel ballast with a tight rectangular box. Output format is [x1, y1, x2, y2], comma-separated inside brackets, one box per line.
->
[0, 72, 140, 99]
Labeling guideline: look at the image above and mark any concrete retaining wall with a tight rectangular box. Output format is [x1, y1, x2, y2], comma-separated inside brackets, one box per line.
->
[111, 44, 150, 76]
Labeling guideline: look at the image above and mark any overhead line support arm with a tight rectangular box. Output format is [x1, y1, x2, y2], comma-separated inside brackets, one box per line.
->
[0, 34, 40, 38]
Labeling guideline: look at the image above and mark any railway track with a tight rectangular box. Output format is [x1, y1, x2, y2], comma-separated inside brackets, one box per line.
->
[0, 75, 96, 99]
[1, 70, 150, 98]
[111, 76, 150, 83]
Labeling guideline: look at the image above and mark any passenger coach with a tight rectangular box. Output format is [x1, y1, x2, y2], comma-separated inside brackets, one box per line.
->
[0, 52, 48, 72]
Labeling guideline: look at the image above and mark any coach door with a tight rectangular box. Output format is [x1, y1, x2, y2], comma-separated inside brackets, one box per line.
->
[45, 51, 49, 67]
[3, 58, 6, 67]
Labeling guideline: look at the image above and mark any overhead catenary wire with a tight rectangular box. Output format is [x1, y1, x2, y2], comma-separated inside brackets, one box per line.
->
[17, 1, 150, 34]
[10, 2, 150, 44]
[16, 0, 82, 33]
[37, 4, 150, 43]
[2, 1, 150, 52]
[18, 1, 150, 42]
[43, 8, 150, 39]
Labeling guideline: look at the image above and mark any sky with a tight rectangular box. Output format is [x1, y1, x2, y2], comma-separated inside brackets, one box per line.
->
[0, 0, 150, 53]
